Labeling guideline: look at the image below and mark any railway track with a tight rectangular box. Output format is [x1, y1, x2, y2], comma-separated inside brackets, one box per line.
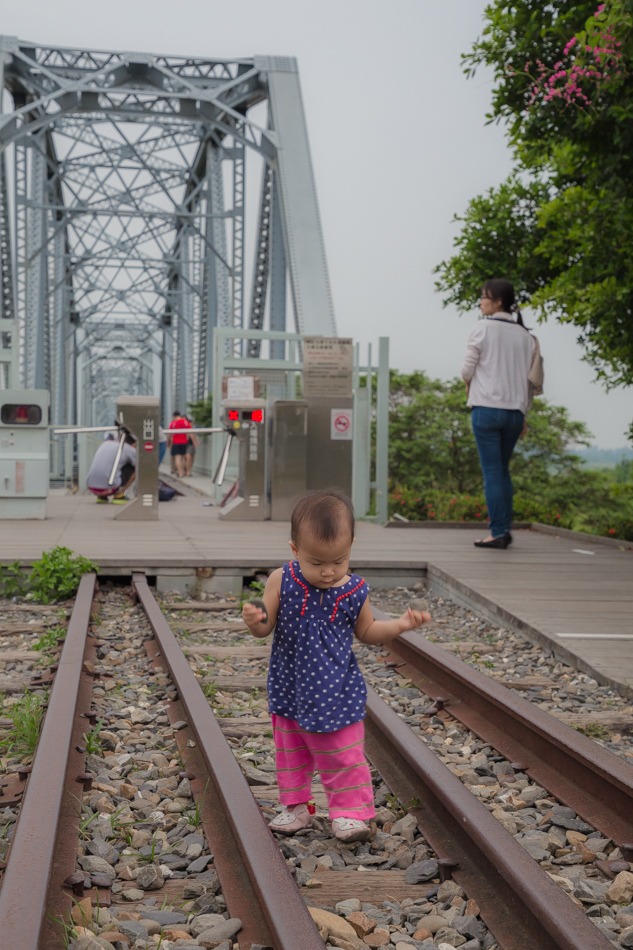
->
[383, 626, 633, 850]
[0, 577, 631, 949]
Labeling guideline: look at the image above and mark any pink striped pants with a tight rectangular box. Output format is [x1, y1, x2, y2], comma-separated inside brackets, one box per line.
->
[271, 714, 376, 820]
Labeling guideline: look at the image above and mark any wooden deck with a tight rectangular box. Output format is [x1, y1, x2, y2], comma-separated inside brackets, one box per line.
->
[0, 489, 632, 690]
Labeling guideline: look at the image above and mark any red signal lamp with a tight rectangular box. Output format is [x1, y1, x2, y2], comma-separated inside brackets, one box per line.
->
[252, 409, 264, 423]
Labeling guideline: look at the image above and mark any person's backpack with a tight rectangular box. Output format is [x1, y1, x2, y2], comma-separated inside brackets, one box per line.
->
[528, 335, 544, 397]
[158, 480, 177, 502]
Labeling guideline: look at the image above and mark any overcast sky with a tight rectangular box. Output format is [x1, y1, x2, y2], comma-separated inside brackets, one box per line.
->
[3, 0, 632, 448]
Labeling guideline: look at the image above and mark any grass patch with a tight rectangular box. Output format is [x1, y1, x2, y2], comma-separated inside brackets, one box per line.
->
[573, 721, 612, 741]
[0, 691, 45, 757]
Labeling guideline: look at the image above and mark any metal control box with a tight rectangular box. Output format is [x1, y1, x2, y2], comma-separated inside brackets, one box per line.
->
[306, 396, 353, 497]
[219, 399, 269, 521]
[271, 400, 308, 521]
[113, 396, 160, 522]
[0, 389, 50, 520]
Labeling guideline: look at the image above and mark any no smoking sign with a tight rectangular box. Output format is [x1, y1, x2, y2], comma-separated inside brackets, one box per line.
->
[330, 408, 353, 441]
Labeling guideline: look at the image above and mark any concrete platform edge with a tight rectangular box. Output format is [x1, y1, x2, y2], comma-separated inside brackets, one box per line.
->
[530, 521, 633, 553]
[427, 564, 631, 697]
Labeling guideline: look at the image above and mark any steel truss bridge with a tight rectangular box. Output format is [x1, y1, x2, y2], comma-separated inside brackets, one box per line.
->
[0, 37, 336, 439]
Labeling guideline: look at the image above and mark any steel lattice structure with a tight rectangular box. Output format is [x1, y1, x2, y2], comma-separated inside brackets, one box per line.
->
[0, 37, 336, 438]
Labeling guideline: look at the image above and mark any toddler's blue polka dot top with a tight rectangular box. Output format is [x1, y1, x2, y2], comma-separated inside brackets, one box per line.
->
[267, 560, 369, 733]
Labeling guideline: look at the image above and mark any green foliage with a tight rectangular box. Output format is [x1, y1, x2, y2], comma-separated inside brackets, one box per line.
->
[436, 0, 633, 394]
[187, 393, 212, 427]
[573, 721, 612, 741]
[28, 547, 98, 603]
[189, 780, 210, 830]
[0, 561, 27, 599]
[388, 371, 633, 540]
[239, 579, 266, 609]
[0, 691, 45, 757]
[33, 624, 66, 653]
[203, 682, 219, 701]
[0, 547, 98, 603]
[615, 458, 633, 482]
[83, 717, 105, 755]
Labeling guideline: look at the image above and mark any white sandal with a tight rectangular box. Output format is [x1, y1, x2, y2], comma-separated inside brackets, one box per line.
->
[269, 803, 313, 836]
[331, 817, 370, 843]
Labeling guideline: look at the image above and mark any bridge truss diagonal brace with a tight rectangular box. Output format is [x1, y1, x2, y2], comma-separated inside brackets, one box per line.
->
[257, 56, 336, 338]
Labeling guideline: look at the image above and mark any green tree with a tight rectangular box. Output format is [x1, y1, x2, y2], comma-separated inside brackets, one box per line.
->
[389, 373, 479, 494]
[388, 371, 633, 539]
[187, 394, 212, 427]
[435, 1, 633, 392]
[389, 372, 591, 494]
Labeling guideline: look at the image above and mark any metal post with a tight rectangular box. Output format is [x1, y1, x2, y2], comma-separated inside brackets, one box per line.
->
[231, 140, 245, 354]
[177, 226, 193, 411]
[247, 162, 273, 357]
[211, 326, 224, 498]
[25, 139, 47, 389]
[261, 57, 336, 337]
[375, 336, 389, 524]
[50, 229, 66, 474]
[269, 171, 287, 359]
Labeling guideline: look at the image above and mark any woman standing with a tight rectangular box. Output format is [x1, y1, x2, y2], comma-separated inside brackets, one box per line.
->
[461, 279, 540, 549]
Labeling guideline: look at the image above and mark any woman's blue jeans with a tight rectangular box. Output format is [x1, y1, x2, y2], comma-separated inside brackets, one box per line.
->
[471, 406, 524, 538]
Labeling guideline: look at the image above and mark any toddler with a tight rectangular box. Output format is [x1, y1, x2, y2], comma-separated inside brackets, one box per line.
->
[242, 489, 430, 842]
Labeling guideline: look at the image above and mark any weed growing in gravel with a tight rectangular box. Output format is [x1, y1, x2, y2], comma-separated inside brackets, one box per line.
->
[33, 624, 66, 652]
[203, 682, 218, 701]
[72, 800, 99, 840]
[138, 836, 174, 864]
[574, 721, 612, 741]
[0, 691, 45, 756]
[0, 561, 27, 598]
[83, 717, 105, 755]
[49, 912, 78, 949]
[107, 805, 130, 838]
[189, 780, 210, 829]
[384, 793, 405, 818]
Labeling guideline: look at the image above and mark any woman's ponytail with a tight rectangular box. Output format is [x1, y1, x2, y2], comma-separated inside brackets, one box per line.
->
[482, 278, 530, 329]
[510, 302, 527, 328]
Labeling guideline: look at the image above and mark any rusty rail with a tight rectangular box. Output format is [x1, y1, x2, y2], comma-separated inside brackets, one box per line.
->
[0, 573, 97, 949]
[365, 685, 612, 950]
[384, 629, 633, 849]
[132, 573, 324, 950]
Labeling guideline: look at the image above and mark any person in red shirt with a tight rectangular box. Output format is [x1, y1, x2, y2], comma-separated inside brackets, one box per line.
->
[167, 410, 192, 477]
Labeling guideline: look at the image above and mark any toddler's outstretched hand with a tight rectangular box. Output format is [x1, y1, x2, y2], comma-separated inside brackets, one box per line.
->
[242, 599, 268, 626]
[397, 606, 431, 633]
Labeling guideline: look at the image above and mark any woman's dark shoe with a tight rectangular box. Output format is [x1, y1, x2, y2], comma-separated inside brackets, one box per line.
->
[505, 532, 513, 545]
[473, 535, 510, 549]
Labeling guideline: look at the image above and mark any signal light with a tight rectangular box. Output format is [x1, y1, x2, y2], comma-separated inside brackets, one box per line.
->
[252, 409, 264, 423]
[228, 410, 239, 421]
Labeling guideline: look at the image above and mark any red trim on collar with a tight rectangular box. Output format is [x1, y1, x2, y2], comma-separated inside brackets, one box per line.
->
[330, 579, 365, 622]
[288, 561, 310, 616]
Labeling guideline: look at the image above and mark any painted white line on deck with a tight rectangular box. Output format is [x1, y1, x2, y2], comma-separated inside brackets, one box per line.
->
[572, 549, 595, 555]
[556, 633, 633, 639]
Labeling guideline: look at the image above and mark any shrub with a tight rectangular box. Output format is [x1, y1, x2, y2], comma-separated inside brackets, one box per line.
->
[0, 546, 97, 603]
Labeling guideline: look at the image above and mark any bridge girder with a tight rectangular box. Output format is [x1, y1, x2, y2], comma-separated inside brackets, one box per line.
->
[0, 38, 336, 434]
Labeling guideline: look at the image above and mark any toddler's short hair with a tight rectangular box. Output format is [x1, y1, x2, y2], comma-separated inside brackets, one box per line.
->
[291, 489, 355, 545]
